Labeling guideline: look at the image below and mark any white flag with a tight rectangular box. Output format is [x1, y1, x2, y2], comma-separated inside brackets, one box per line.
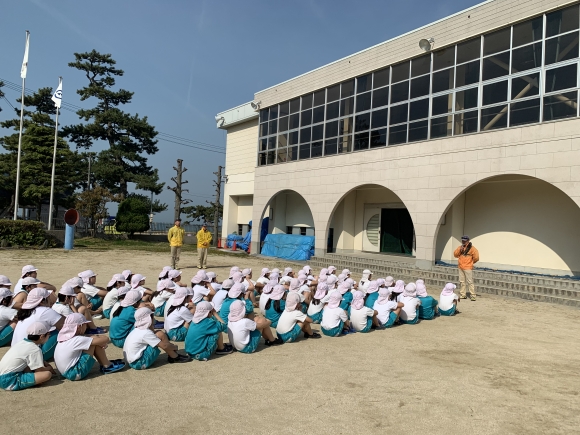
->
[51, 77, 62, 108]
[20, 31, 30, 79]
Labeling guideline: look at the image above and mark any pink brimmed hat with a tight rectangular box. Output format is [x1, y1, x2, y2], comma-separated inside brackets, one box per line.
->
[314, 283, 328, 300]
[377, 287, 391, 305]
[228, 282, 245, 299]
[285, 292, 301, 312]
[26, 321, 49, 336]
[120, 290, 142, 307]
[57, 313, 90, 342]
[131, 274, 146, 288]
[269, 285, 286, 301]
[193, 301, 213, 324]
[134, 307, 154, 330]
[351, 290, 365, 310]
[157, 279, 176, 292]
[0, 288, 13, 302]
[21, 265, 38, 278]
[416, 280, 428, 298]
[228, 300, 246, 322]
[172, 287, 188, 306]
[22, 287, 51, 309]
[78, 270, 97, 284]
[327, 291, 342, 309]
[442, 283, 456, 296]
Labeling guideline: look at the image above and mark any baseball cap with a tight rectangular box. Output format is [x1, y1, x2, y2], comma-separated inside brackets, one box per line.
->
[78, 270, 97, 283]
[157, 279, 176, 292]
[0, 288, 13, 303]
[131, 274, 146, 288]
[168, 270, 182, 280]
[22, 287, 52, 309]
[0, 275, 12, 287]
[21, 265, 38, 278]
[27, 322, 49, 336]
[58, 285, 76, 297]
[22, 277, 41, 287]
[461, 235, 470, 240]
[121, 290, 142, 307]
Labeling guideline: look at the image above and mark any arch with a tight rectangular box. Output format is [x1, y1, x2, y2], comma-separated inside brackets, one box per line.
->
[433, 174, 580, 276]
[325, 183, 416, 256]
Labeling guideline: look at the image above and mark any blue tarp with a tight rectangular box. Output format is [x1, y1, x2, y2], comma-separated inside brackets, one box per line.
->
[261, 234, 315, 260]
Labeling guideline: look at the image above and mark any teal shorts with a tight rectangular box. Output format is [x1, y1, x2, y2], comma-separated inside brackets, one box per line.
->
[168, 325, 188, 342]
[439, 305, 456, 316]
[300, 303, 308, 314]
[0, 372, 36, 391]
[110, 337, 126, 348]
[89, 296, 103, 310]
[0, 325, 14, 347]
[103, 308, 112, 319]
[380, 311, 398, 328]
[359, 317, 373, 333]
[189, 333, 220, 361]
[238, 330, 261, 354]
[42, 329, 58, 360]
[400, 310, 420, 325]
[322, 320, 345, 337]
[129, 345, 161, 370]
[62, 353, 95, 381]
[277, 324, 302, 343]
[309, 311, 323, 324]
[154, 302, 166, 317]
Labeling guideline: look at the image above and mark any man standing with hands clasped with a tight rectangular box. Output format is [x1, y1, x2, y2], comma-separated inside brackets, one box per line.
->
[196, 223, 212, 269]
[168, 219, 185, 269]
[454, 235, 479, 301]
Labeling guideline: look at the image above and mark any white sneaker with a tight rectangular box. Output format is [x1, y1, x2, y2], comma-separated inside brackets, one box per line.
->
[92, 314, 103, 320]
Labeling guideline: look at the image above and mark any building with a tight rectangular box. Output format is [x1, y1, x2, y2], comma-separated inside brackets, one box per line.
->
[216, 0, 580, 278]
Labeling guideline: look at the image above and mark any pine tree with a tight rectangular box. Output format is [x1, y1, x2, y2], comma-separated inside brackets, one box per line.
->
[63, 50, 163, 199]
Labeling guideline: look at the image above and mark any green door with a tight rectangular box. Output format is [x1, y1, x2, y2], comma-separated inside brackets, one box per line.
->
[380, 208, 414, 255]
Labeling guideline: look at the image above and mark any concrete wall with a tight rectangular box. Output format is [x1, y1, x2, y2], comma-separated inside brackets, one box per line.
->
[267, 191, 314, 234]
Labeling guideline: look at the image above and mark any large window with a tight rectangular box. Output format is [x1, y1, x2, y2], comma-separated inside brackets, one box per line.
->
[257, 3, 580, 165]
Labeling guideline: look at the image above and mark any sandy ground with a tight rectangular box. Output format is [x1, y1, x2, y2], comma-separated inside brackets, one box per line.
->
[0, 248, 579, 435]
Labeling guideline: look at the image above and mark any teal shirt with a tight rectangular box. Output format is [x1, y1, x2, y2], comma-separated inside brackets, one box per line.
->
[418, 296, 438, 320]
[364, 292, 379, 309]
[109, 306, 136, 340]
[185, 317, 227, 356]
[219, 298, 254, 325]
[264, 300, 286, 327]
[340, 292, 353, 311]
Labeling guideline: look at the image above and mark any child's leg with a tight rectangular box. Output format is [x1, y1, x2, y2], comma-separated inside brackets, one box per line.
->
[76, 293, 90, 307]
[96, 289, 108, 298]
[155, 331, 179, 358]
[372, 314, 380, 327]
[254, 317, 275, 341]
[78, 306, 97, 329]
[34, 371, 52, 386]
[86, 345, 112, 367]
[217, 333, 225, 351]
[299, 321, 313, 335]
[393, 307, 403, 319]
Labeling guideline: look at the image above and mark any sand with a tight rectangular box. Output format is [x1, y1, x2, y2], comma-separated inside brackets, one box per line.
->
[0, 248, 579, 435]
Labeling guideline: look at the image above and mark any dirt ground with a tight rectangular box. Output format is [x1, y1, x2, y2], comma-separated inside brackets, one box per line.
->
[0, 248, 579, 435]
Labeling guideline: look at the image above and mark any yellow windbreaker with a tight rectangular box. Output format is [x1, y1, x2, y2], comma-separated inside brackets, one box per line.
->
[167, 226, 185, 247]
[196, 229, 212, 248]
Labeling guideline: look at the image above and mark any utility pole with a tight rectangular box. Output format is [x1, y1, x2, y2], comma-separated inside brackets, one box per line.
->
[168, 159, 189, 221]
[212, 165, 222, 247]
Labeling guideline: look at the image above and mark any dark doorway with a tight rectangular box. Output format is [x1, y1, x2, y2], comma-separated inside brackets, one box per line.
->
[380, 208, 414, 255]
[327, 228, 334, 253]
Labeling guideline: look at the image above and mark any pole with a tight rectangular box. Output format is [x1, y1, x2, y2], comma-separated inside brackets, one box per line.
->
[47, 105, 59, 231]
[149, 190, 153, 235]
[213, 165, 222, 248]
[13, 78, 26, 220]
[87, 154, 92, 191]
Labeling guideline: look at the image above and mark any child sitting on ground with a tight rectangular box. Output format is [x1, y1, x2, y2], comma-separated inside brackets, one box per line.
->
[191, 271, 216, 304]
[276, 292, 320, 342]
[52, 285, 105, 334]
[158, 266, 172, 281]
[373, 288, 403, 328]
[211, 278, 232, 313]
[416, 279, 438, 320]
[0, 288, 17, 346]
[321, 292, 352, 337]
[151, 279, 175, 317]
[364, 281, 380, 308]
[350, 290, 377, 332]
[263, 285, 286, 328]
[399, 283, 421, 325]
[227, 300, 280, 352]
[219, 283, 255, 325]
[185, 301, 233, 360]
[438, 283, 460, 316]
[165, 287, 195, 341]
[78, 270, 108, 315]
[102, 274, 127, 319]
[109, 290, 142, 348]
[307, 283, 330, 324]
[130, 274, 155, 303]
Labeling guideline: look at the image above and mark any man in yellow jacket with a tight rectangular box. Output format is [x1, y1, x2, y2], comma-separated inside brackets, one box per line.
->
[196, 223, 212, 269]
[168, 219, 185, 269]
[454, 235, 480, 301]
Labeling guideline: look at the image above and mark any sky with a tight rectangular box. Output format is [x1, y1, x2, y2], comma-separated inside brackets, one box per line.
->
[0, 0, 482, 222]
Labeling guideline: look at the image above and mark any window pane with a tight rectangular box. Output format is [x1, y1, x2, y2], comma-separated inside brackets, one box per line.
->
[455, 87, 478, 111]
[259, 138, 268, 151]
[512, 73, 540, 99]
[289, 131, 299, 146]
[313, 90, 325, 107]
[454, 110, 478, 135]
[327, 84, 340, 102]
[481, 105, 508, 131]
[340, 97, 355, 116]
[543, 91, 578, 121]
[545, 33, 580, 65]
[300, 127, 311, 143]
[278, 116, 289, 132]
[269, 119, 277, 134]
[326, 120, 339, 138]
[372, 86, 389, 108]
[278, 133, 288, 148]
[290, 98, 300, 113]
[410, 75, 430, 99]
[510, 98, 540, 126]
[258, 152, 267, 166]
[546, 4, 579, 38]
[338, 135, 352, 153]
[432, 94, 453, 116]
[326, 101, 339, 120]
[370, 128, 387, 148]
[312, 124, 324, 141]
[391, 81, 409, 104]
[356, 92, 372, 112]
[457, 38, 480, 64]
[279, 101, 289, 117]
[513, 17, 543, 47]
[372, 108, 389, 129]
[301, 110, 312, 127]
[408, 120, 428, 142]
[311, 141, 323, 158]
[390, 103, 408, 124]
[288, 146, 298, 161]
[409, 98, 429, 121]
[373, 68, 390, 88]
[430, 115, 453, 138]
[341, 80, 355, 98]
[433, 47, 455, 71]
[269, 106, 278, 120]
[482, 51, 510, 81]
[432, 68, 454, 93]
[259, 109, 268, 123]
[483, 80, 508, 106]
[512, 43, 542, 73]
[546, 64, 578, 92]
[268, 136, 276, 149]
[357, 74, 371, 93]
[289, 113, 300, 130]
[353, 132, 370, 151]
[339, 117, 353, 135]
[392, 61, 410, 83]
[301, 94, 313, 110]
[267, 151, 276, 164]
[312, 106, 325, 124]
[299, 144, 310, 160]
[412, 54, 431, 77]
[260, 123, 268, 137]
[276, 147, 287, 164]
[456, 60, 480, 87]
[324, 138, 338, 156]
[389, 124, 407, 145]
[355, 112, 371, 132]
[484, 27, 510, 56]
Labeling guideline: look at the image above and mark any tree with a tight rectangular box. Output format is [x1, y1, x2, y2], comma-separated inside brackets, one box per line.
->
[63, 50, 163, 199]
[115, 195, 152, 236]
[75, 184, 117, 235]
[0, 80, 4, 113]
[182, 202, 223, 224]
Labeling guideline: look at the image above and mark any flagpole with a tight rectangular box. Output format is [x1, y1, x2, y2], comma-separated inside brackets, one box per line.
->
[48, 79, 61, 231]
[14, 30, 29, 221]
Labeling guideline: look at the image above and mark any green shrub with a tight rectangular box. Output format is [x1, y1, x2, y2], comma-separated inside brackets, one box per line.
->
[115, 196, 149, 236]
[0, 219, 47, 247]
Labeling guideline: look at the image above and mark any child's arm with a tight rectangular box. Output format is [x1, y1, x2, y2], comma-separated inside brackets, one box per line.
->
[213, 310, 225, 323]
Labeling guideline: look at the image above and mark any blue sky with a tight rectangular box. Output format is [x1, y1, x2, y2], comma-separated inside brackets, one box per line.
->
[0, 0, 481, 222]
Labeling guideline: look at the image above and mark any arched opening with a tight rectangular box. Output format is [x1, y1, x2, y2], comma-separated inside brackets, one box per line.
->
[434, 174, 580, 276]
[327, 184, 415, 256]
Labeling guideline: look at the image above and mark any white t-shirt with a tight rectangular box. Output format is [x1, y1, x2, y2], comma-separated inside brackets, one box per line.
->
[299, 284, 311, 294]
[165, 306, 194, 330]
[193, 285, 210, 304]
[439, 293, 459, 311]
[14, 279, 25, 295]
[11, 307, 62, 346]
[321, 307, 348, 329]
[123, 328, 161, 363]
[400, 296, 421, 321]
[0, 306, 17, 329]
[52, 303, 73, 317]
[102, 288, 119, 311]
[211, 290, 228, 312]
[256, 277, 269, 286]
[210, 282, 222, 292]
[110, 301, 121, 319]
[258, 293, 270, 314]
[0, 339, 44, 375]
[151, 290, 172, 309]
[82, 284, 100, 298]
[350, 306, 375, 331]
[359, 280, 370, 294]
[164, 295, 175, 319]
[54, 336, 93, 373]
[227, 318, 256, 351]
[132, 286, 147, 299]
[373, 300, 398, 324]
[276, 310, 307, 334]
[307, 300, 325, 316]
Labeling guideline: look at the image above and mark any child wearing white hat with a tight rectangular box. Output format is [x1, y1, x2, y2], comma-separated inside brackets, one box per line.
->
[0, 275, 11, 289]
[123, 308, 191, 369]
[190, 270, 216, 304]
[78, 270, 108, 312]
[0, 322, 55, 391]
[321, 292, 352, 337]
[211, 278, 231, 313]
[219, 283, 255, 326]
[399, 283, 422, 324]
[264, 285, 287, 328]
[130, 274, 156, 304]
[14, 265, 56, 297]
[158, 266, 172, 281]
[373, 288, 403, 328]
[151, 279, 176, 317]
[416, 280, 438, 320]
[438, 283, 460, 316]
[109, 290, 143, 348]
[0, 288, 17, 346]
[185, 301, 233, 360]
[165, 288, 195, 341]
[102, 274, 128, 319]
[54, 313, 125, 381]
[227, 300, 279, 352]
[52, 285, 105, 335]
[168, 269, 184, 286]
[11, 276, 41, 310]
[276, 292, 320, 342]
[108, 286, 131, 320]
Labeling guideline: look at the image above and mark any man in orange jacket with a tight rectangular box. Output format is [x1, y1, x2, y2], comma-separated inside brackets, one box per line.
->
[453, 235, 479, 301]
